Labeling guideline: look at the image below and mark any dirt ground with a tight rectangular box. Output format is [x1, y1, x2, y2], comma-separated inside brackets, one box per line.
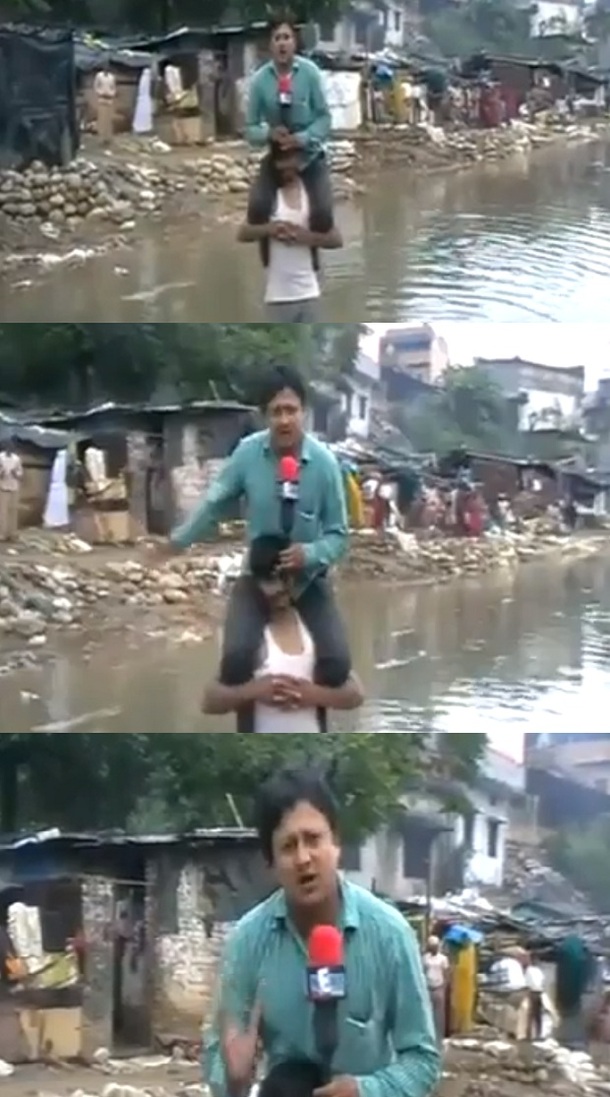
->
[4, 1041, 587, 1097]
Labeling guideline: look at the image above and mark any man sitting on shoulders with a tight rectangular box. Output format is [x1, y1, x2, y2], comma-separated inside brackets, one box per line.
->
[202, 534, 363, 733]
[238, 141, 342, 321]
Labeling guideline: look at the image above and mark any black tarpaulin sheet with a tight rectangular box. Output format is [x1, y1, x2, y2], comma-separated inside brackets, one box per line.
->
[0, 25, 79, 170]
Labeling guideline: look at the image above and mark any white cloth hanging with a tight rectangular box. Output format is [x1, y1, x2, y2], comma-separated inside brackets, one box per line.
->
[133, 67, 153, 134]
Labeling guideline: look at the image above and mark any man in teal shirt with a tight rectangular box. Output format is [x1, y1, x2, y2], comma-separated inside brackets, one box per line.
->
[245, 18, 334, 257]
[169, 366, 351, 733]
[204, 767, 441, 1097]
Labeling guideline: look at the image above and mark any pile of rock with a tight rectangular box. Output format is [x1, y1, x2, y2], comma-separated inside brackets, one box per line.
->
[0, 138, 358, 233]
[0, 554, 223, 643]
[355, 118, 600, 173]
[445, 1035, 608, 1097]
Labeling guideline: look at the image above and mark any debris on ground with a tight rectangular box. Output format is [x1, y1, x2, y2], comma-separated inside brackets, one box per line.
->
[0, 527, 606, 650]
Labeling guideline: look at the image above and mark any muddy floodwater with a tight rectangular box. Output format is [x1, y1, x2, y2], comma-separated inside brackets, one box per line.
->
[3, 556, 609, 734]
[2, 139, 610, 322]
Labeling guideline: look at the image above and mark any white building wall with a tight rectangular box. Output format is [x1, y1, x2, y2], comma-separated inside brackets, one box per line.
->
[532, 0, 583, 36]
[520, 388, 582, 432]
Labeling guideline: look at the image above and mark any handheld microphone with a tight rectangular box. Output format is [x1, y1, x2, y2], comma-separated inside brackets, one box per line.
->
[307, 925, 346, 1079]
[277, 72, 293, 108]
[278, 453, 300, 537]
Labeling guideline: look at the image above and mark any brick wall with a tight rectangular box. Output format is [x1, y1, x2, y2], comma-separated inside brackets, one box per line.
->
[171, 426, 224, 527]
[151, 862, 231, 1038]
[148, 845, 271, 1040]
[81, 876, 115, 1057]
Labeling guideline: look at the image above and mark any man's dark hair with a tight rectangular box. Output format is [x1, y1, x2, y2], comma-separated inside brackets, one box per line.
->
[249, 533, 290, 580]
[259, 1060, 325, 1097]
[269, 13, 298, 34]
[258, 365, 307, 411]
[255, 766, 339, 864]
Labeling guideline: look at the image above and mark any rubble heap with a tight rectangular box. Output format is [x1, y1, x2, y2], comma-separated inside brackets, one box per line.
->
[0, 139, 357, 232]
[444, 1035, 609, 1097]
[0, 526, 606, 648]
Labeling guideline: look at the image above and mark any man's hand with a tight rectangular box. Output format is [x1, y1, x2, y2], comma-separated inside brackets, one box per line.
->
[271, 675, 304, 710]
[278, 132, 300, 150]
[278, 543, 307, 571]
[269, 221, 295, 241]
[284, 224, 311, 247]
[270, 125, 289, 143]
[220, 1000, 262, 1095]
[314, 1077, 359, 1097]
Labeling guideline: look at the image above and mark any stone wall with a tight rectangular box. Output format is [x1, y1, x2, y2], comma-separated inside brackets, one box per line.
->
[81, 875, 115, 1058]
[148, 844, 270, 1039]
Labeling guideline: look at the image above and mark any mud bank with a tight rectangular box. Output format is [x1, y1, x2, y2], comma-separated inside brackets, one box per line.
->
[1, 118, 605, 272]
[6, 1032, 610, 1097]
[0, 526, 606, 672]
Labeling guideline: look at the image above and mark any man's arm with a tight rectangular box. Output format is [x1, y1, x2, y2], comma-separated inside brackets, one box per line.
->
[202, 925, 256, 1097]
[170, 442, 246, 550]
[354, 920, 441, 1097]
[202, 679, 260, 714]
[245, 70, 271, 147]
[303, 672, 363, 711]
[292, 225, 342, 249]
[302, 454, 349, 570]
[293, 64, 331, 149]
[237, 222, 271, 243]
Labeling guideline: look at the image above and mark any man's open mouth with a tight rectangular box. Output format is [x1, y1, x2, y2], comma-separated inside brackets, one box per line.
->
[298, 873, 317, 890]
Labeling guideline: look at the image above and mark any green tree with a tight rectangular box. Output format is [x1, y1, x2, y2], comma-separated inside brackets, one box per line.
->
[547, 816, 610, 910]
[3, 0, 345, 34]
[1, 732, 487, 842]
[390, 366, 520, 457]
[0, 733, 153, 832]
[426, 0, 534, 57]
[0, 323, 364, 409]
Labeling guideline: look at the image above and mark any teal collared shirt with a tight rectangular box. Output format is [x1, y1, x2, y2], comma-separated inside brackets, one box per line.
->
[170, 430, 348, 589]
[246, 57, 331, 167]
[203, 879, 440, 1097]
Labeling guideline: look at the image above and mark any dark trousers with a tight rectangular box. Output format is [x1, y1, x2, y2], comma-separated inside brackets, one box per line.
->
[220, 574, 350, 733]
[528, 991, 543, 1040]
[247, 152, 334, 269]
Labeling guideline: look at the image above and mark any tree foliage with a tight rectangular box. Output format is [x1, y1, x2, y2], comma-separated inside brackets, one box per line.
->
[2, 0, 344, 34]
[390, 365, 520, 456]
[0, 732, 487, 841]
[546, 815, 610, 911]
[0, 323, 364, 410]
[425, 0, 535, 58]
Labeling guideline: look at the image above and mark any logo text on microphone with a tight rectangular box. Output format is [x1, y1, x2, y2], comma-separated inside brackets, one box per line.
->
[307, 965, 347, 1000]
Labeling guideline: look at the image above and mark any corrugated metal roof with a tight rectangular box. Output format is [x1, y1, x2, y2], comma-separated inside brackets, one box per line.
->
[0, 410, 72, 450]
[0, 826, 258, 853]
[40, 399, 253, 425]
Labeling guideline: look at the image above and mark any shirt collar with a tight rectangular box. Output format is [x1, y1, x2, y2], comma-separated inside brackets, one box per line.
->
[271, 58, 300, 74]
[263, 431, 313, 463]
[272, 874, 360, 932]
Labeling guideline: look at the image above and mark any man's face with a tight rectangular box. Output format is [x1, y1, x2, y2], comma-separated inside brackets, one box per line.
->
[266, 386, 304, 451]
[275, 152, 299, 183]
[271, 23, 296, 66]
[271, 800, 341, 910]
[258, 574, 292, 613]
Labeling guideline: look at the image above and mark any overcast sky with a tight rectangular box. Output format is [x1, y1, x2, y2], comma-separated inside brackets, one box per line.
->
[364, 323, 610, 390]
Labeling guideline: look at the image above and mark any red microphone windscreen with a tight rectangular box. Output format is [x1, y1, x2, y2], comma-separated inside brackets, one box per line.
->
[308, 925, 344, 967]
[278, 73, 293, 94]
[279, 454, 299, 482]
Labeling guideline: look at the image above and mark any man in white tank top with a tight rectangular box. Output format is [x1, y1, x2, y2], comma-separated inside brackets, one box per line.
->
[238, 142, 343, 321]
[203, 534, 363, 732]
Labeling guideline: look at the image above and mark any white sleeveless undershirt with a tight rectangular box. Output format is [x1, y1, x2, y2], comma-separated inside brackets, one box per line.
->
[264, 181, 320, 305]
[253, 612, 319, 733]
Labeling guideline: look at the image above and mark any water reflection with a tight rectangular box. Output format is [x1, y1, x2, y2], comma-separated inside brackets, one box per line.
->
[3, 557, 609, 734]
[2, 140, 609, 322]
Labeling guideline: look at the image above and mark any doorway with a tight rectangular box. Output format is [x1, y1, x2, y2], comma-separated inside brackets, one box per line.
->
[112, 872, 150, 1050]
